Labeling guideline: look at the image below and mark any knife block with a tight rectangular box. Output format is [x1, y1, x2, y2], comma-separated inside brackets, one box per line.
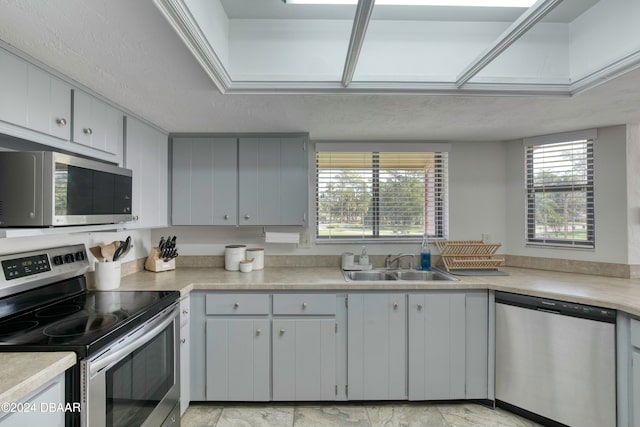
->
[144, 247, 176, 273]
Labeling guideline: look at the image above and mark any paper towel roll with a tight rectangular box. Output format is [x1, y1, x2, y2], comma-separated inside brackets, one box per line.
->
[264, 232, 300, 244]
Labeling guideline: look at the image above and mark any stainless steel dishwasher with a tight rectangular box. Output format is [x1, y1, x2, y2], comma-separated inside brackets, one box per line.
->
[495, 292, 616, 427]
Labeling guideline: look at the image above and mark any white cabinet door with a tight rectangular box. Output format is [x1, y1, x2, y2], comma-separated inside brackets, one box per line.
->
[347, 293, 407, 400]
[171, 137, 237, 225]
[205, 319, 270, 401]
[0, 374, 65, 427]
[409, 292, 466, 400]
[272, 319, 336, 401]
[238, 136, 308, 226]
[634, 350, 640, 427]
[125, 116, 168, 228]
[180, 322, 190, 415]
[0, 48, 28, 127]
[73, 89, 123, 162]
[27, 65, 71, 140]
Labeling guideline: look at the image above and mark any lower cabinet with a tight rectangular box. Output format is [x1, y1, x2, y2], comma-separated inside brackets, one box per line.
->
[408, 290, 488, 400]
[206, 319, 271, 401]
[347, 293, 407, 400]
[631, 317, 640, 427]
[272, 319, 336, 401]
[190, 290, 489, 404]
[0, 373, 65, 427]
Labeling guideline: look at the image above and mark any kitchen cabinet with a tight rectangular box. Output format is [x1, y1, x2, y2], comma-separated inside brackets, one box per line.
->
[347, 293, 407, 400]
[171, 134, 308, 226]
[238, 136, 308, 226]
[408, 290, 488, 400]
[0, 373, 65, 427]
[0, 47, 28, 127]
[206, 318, 271, 401]
[73, 89, 123, 162]
[631, 317, 640, 427]
[125, 116, 169, 228]
[171, 136, 237, 225]
[272, 319, 336, 401]
[0, 49, 71, 140]
[179, 296, 190, 415]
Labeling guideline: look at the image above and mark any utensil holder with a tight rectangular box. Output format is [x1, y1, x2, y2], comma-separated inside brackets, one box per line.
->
[94, 261, 122, 290]
[144, 247, 176, 273]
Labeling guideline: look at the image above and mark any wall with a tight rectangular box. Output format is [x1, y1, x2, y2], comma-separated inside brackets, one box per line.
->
[626, 124, 640, 265]
[505, 125, 629, 264]
[153, 140, 509, 257]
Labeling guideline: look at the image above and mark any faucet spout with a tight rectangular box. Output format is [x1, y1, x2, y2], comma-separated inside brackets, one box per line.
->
[385, 253, 415, 270]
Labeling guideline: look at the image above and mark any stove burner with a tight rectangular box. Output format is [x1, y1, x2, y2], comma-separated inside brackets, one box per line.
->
[0, 320, 39, 337]
[43, 314, 119, 337]
[36, 304, 82, 318]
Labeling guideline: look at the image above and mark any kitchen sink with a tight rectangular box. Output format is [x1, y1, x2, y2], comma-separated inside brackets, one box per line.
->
[343, 268, 459, 282]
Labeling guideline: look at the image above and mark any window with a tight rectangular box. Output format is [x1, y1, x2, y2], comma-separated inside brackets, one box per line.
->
[525, 139, 594, 248]
[315, 147, 448, 241]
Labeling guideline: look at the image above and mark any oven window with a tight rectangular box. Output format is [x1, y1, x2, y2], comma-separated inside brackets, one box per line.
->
[105, 324, 174, 427]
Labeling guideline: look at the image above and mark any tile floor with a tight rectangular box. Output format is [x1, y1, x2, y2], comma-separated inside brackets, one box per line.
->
[182, 402, 543, 427]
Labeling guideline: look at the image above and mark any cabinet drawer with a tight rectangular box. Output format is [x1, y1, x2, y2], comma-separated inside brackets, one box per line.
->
[206, 294, 269, 315]
[273, 294, 335, 315]
[631, 318, 640, 348]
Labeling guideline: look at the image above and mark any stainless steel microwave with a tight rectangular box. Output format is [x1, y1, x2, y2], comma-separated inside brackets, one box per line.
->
[0, 151, 132, 227]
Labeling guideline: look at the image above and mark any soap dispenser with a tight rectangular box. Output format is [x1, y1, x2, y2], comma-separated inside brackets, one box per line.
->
[420, 235, 431, 271]
[359, 246, 369, 266]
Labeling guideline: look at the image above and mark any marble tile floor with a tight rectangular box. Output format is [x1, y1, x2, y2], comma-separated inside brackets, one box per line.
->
[182, 402, 543, 427]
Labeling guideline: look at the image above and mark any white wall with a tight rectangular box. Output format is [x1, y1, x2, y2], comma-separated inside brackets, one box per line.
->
[505, 125, 629, 263]
[0, 229, 152, 268]
[626, 124, 640, 265]
[153, 140, 508, 257]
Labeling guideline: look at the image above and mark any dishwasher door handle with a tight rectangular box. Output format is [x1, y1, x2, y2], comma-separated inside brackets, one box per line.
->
[536, 307, 561, 315]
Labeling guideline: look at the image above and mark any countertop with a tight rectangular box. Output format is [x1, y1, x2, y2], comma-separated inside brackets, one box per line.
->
[118, 266, 640, 317]
[4, 265, 640, 407]
[0, 352, 75, 408]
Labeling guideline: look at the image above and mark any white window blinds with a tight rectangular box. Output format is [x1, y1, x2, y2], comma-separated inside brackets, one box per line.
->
[316, 150, 448, 240]
[525, 139, 595, 248]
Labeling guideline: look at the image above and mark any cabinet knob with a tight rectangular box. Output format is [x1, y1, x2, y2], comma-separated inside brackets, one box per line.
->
[233, 303, 239, 309]
[182, 309, 189, 315]
[55, 118, 67, 126]
[417, 304, 423, 311]
[393, 302, 398, 310]
[181, 338, 186, 344]
[83, 127, 93, 135]
[244, 214, 250, 220]
[302, 302, 308, 309]
[279, 329, 285, 336]
[256, 329, 262, 336]
[224, 214, 229, 220]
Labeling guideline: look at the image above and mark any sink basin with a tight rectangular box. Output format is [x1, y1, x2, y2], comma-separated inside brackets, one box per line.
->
[343, 269, 459, 282]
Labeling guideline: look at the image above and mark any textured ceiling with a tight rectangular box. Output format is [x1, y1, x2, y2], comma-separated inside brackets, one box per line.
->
[0, 0, 638, 141]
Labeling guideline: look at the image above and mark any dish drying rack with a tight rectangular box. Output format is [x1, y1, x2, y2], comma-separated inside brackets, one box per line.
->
[434, 240, 504, 271]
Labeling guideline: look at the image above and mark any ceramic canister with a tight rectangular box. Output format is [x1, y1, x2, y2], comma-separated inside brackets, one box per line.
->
[246, 248, 264, 270]
[225, 245, 247, 271]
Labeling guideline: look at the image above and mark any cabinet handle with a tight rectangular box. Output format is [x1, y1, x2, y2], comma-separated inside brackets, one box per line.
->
[181, 338, 186, 344]
[244, 214, 250, 220]
[302, 302, 308, 309]
[83, 127, 93, 135]
[417, 304, 423, 311]
[279, 329, 285, 336]
[224, 214, 229, 220]
[233, 303, 239, 309]
[256, 329, 262, 336]
[55, 118, 67, 126]
[393, 302, 398, 310]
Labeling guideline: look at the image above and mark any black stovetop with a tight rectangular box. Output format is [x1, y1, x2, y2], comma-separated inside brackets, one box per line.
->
[0, 276, 179, 357]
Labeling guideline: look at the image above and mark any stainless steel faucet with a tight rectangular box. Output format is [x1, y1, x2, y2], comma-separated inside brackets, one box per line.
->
[385, 253, 415, 269]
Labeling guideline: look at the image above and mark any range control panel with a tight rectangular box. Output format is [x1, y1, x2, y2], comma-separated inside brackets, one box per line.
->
[0, 244, 90, 296]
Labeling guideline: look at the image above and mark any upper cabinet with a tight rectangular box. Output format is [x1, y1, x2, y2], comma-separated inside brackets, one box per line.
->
[73, 89, 123, 162]
[125, 116, 169, 229]
[0, 47, 123, 165]
[171, 134, 308, 227]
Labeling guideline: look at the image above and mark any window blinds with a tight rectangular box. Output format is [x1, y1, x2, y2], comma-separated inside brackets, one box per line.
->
[316, 151, 448, 240]
[525, 139, 594, 247]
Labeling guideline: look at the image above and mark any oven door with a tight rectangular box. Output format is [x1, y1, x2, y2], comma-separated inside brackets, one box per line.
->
[83, 305, 179, 427]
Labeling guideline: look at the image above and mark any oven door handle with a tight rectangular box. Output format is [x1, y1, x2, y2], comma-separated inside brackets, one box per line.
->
[90, 306, 178, 376]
